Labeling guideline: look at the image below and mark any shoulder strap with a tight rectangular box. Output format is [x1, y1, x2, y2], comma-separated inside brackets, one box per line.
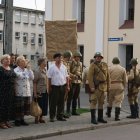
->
[94, 62, 106, 76]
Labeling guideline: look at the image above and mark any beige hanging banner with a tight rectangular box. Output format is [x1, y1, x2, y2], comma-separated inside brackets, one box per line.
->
[45, 20, 77, 61]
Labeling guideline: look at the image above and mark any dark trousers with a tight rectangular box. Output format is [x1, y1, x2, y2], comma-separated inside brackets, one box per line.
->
[49, 85, 65, 119]
[37, 92, 48, 116]
[71, 83, 81, 111]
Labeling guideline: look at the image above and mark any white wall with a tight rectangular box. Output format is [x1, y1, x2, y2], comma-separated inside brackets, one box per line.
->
[45, 0, 52, 20]
[118, 44, 126, 68]
[95, 0, 104, 53]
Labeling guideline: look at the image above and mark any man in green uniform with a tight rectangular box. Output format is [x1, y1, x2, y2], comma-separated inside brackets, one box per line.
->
[127, 58, 140, 119]
[88, 52, 110, 124]
[70, 51, 83, 115]
[63, 50, 73, 117]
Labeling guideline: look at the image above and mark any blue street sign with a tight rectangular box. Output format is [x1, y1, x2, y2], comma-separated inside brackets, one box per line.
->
[108, 37, 123, 41]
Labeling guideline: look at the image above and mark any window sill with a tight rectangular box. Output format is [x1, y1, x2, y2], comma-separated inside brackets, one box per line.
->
[119, 20, 134, 29]
[77, 23, 84, 32]
[15, 21, 21, 23]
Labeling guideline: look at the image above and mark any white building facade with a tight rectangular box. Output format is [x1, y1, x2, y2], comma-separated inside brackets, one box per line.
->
[45, 0, 140, 70]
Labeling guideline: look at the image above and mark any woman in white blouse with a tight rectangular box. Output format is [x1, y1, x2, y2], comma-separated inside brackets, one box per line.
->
[14, 56, 34, 126]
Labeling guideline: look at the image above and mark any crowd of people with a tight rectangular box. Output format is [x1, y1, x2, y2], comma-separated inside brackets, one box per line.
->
[0, 51, 139, 129]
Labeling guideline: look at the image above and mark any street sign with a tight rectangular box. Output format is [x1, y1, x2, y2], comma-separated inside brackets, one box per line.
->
[108, 37, 123, 41]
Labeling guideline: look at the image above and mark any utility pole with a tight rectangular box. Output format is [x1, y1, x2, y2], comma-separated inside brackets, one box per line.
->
[2, 0, 13, 54]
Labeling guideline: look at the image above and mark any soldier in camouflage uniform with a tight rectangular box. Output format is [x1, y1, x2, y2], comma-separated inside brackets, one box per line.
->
[70, 51, 83, 115]
[88, 52, 110, 124]
[106, 57, 127, 121]
[127, 58, 140, 119]
[63, 50, 73, 117]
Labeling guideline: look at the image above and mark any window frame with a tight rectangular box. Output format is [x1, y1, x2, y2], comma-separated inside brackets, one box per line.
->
[23, 32, 28, 44]
[15, 32, 20, 39]
[38, 34, 43, 46]
[31, 33, 36, 45]
[0, 12, 4, 20]
[0, 31, 3, 41]
[15, 11, 21, 23]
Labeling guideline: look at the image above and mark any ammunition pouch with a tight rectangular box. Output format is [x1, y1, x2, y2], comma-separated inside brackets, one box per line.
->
[94, 80, 105, 89]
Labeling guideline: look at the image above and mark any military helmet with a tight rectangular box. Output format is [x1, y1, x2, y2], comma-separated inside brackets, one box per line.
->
[73, 51, 82, 57]
[112, 57, 120, 64]
[63, 50, 72, 58]
[130, 58, 138, 65]
[94, 52, 103, 58]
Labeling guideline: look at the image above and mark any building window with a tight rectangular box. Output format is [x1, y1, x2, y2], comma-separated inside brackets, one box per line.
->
[23, 55, 27, 59]
[22, 12, 29, 24]
[72, 0, 85, 23]
[31, 55, 35, 60]
[128, 0, 135, 20]
[38, 14, 44, 26]
[38, 34, 43, 45]
[0, 31, 3, 41]
[23, 33, 28, 44]
[31, 33, 35, 45]
[81, 0, 85, 23]
[0, 12, 4, 20]
[15, 32, 20, 39]
[15, 11, 21, 23]
[119, 0, 135, 29]
[73, 0, 85, 32]
[30, 13, 36, 25]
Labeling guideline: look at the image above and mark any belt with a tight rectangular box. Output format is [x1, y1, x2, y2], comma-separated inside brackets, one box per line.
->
[52, 84, 66, 88]
[111, 81, 122, 84]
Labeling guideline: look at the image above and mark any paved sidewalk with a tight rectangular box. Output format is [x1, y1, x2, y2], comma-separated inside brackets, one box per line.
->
[0, 109, 140, 140]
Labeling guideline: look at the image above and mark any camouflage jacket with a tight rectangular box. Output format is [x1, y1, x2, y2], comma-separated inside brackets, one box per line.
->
[128, 67, 140, 93]
[70, 60, 82, 83]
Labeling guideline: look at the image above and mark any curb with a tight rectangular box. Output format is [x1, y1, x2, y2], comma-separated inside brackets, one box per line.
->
[11, 119, 140, 140]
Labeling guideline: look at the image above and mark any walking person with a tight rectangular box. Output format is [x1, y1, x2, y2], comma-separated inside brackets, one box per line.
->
[14, 56, 34, 126]
[88, 52, 110, 124]
[0, 54, 17, 129]
[33, 58, 48, 124]
[106, 57, 127, 121]
[47, 53, 70, 122]
[70, 51, 83, 115]
[127, 58, 140, 119]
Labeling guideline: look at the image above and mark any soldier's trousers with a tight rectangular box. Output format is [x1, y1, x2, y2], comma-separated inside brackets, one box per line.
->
[89, 89, 106, 109]
[108, 89, 124, 108]
[70, 83, 81, 110]
[49, 85, 65, 119]
[128, 92, 139, 105]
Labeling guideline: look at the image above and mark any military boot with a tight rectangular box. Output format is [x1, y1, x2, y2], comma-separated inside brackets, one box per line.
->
[135, 103, 139, 118]
[126, 105, 136, 119]
[91, 109, 98, 124]
[106, 107, 112, 118]
[98, 109, 107, 123]
[115, 107, 120, 121]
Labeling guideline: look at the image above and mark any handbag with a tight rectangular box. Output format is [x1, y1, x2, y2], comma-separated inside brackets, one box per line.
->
[30, 100, 42, 117]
